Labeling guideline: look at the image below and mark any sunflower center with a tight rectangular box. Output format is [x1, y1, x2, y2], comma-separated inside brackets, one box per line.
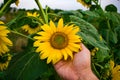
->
[50, 32, 68, 49]
[0, 55, 8, 63]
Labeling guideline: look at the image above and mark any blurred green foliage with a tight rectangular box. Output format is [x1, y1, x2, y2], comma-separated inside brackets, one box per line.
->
[0, 0, 120, 80]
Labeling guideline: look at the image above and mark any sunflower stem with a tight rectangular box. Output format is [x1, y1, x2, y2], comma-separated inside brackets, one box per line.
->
[10, 30, 34, 41]
[0, 0, 12, 17]
[35, 0, 48, 24]
[92, 0, 103, 11]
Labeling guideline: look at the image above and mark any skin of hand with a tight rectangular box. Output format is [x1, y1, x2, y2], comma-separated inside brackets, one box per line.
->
[53, 43, 99, 80]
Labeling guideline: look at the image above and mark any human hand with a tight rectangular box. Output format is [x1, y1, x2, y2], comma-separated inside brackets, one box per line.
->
[53, 43, 99, 80]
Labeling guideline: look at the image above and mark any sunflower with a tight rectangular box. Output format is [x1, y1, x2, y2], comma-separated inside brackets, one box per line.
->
[15, 0, 19, 6]
[77, 0, 91, 8]
[33, 18, 82, 64]
[26, 12, 39, 17]
[0, 53, 12, 71]
[22, 12, 41, 34]
[0, 21, 13, 54]
[22, 24, 41, 34]
[110, 60, 120, 80]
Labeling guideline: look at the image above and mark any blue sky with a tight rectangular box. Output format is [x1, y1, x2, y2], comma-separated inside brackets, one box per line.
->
[0, 0, 120, 12]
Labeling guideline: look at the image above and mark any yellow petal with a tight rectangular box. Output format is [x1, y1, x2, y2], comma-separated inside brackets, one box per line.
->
[34, 36, 49, 41]
[69, 35, 80, 40]
[110, 60, 114, 70]
[1, 37, 13, 46]
[52, 49, 62, 64]
[0, 26, 7, 30]
[0, 30, 10, 36]
[69, 43, 80, 49]
[68, 44, 79, 52]
[65, 48, 73, 59]
[0, 21, 4, 24]
[1, 43, 9, 52]
[69, 27, 79, 35]
[40, 51, 49, 59]
[61, 49, 68, 60]
[33, 41, 40, 47]
[37, 32, 50, 37]
[47, 55, 52, 64]
[50, 20, 57, 32]
[113, 65, 120, 74]
[63, 25, 73, 34]
[36, 42, 50, 52]
[41, 24, 53, 34]
[57, 18, 63, 31]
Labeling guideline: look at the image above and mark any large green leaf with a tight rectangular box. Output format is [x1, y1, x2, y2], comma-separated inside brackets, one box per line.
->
[109, 30, 118, 44]
[70, 15, 109, 50]
[105, 12, 120, 25]
[6, 51, 49, 80]
[82, 10, 100, 17]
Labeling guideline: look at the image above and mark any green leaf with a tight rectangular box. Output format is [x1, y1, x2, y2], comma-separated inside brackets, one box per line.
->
[70, 15, 109, 50]
[58, 11, 83, 23]
[79, 32, 108, 49]
[109, 30, 118, 44]
[72, 11, 83, 18]
[6, 51, 49, 80]
[82, 10, 100, 17]
[105, 12, 120, 25]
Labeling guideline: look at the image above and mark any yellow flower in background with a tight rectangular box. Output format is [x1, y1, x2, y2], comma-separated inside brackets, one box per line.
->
[33, 18, 82, 64]
[22, 24, 41, 34]
[0, 21, 13, 54]
[0, 53, 12, 71]
[27, 12, 39, 17]
[22, 12, 41, 34]
[15, 0, 19, 6]
[110, 60, 120, 80]
[77, 0, 91, 8]
[91, 47, 99, 56]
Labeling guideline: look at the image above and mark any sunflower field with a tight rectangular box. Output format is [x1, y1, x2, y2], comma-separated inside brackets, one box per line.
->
[0, 0, 120, 80]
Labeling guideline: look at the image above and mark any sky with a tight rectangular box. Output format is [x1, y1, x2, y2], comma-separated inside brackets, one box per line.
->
[0, 0, 120, 12]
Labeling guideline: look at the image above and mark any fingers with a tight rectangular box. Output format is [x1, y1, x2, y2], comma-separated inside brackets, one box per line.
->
[53, 60, 67, 70]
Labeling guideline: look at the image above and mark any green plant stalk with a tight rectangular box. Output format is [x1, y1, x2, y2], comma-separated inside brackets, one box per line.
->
[92, 0, 98, 6]
[92, 63, 100, 78]
[106, 30, 110, 46]
[107, 20, 112, 31]
[0, 0, 12, 17]
[106, 19, 112, 45]
[35, 0, 48, 24]
[11, 30, 34, 41]
[95, 63, 104, 69]
[92, 0, 104, 12]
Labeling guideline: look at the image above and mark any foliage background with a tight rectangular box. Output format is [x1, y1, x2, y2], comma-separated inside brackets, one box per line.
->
[0, 0, 120, 80]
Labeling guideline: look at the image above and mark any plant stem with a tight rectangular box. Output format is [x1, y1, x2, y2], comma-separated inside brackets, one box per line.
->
[0, 0, 12, 17]
[11, 30, 34, 41]
[92, 63, 101, 78]
[92, 0, 103, 11]
[107, 20, 112, 31]
[35, 0, 48, 24]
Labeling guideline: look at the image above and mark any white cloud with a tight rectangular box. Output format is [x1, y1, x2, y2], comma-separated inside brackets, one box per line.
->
[10, 0, 88, 10]
[0, 0, 120, 12]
